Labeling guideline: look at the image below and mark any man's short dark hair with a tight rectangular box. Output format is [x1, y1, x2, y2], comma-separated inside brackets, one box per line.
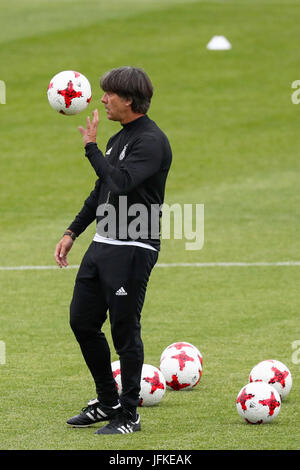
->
[100, 66, 153, 114]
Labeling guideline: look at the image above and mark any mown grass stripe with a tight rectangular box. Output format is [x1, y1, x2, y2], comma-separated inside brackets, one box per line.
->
[1, 261, 300, 271]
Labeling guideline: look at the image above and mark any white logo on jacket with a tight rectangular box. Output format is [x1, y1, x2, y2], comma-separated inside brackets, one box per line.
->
[119, 144, 128, 160]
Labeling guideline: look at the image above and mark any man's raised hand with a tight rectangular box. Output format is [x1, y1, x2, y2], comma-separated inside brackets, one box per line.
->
[78, 109, 99, 146]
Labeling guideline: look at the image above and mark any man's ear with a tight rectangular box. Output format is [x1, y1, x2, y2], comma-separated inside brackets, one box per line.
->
[123, 96, 133, 107]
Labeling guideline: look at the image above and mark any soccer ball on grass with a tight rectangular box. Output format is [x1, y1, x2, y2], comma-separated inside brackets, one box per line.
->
[139, 364, 166, 406]
[111, 361, 166, 406]
[160, 351, 202, 391]
[249, 359, 292, 400]
[111, 360, 122, 394]
[236, 381, 281, 424]
[160, 341, 203, 369]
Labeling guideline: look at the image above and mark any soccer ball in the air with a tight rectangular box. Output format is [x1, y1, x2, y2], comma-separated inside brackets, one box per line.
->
[160, 347, 202, 390]
[249, 359, 292, 399]
[47, 70, 92, 115]
[160, 341, 203, 369]
[139, 364, 166, 406]
[236, 382, 281, 424]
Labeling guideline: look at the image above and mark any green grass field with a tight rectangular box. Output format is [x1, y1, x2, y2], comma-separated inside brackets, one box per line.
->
[1, 0, 300, 451]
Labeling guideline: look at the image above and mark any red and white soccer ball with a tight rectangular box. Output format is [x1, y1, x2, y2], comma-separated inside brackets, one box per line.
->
[160, 342, 202, 390]
[111, 361, 166, 406]
[111, 360, 122, 395]
[160, 341, 203, 369]
[139, 364, 166, 406]
[47, 70, 92, 115]
[236, 381, 281, 424]
[249, 359, 292, 400]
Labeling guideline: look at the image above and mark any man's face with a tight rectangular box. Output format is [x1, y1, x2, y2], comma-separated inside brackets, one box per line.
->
[101, 91, 132, 123]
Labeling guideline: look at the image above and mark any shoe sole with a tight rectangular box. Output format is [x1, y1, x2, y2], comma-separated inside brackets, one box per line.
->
[67, 423, 95, 428]
[66, 420, 107, 428]
[94, 423, 141, 435]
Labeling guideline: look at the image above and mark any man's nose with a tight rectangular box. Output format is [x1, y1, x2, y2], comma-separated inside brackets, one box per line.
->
[101, 93, 108, 103]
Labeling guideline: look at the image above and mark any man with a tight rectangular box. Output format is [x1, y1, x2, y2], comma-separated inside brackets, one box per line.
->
[54, 66, 172, 435]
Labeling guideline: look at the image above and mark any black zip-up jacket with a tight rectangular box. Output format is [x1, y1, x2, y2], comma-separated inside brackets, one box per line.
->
[68, 115, 172, 250]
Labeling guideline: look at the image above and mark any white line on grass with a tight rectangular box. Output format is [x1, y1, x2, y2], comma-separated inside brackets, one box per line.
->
[1, 261, 300, 271]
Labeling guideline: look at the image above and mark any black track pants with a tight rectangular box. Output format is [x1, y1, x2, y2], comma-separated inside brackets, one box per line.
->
[70, 241, 158, 414]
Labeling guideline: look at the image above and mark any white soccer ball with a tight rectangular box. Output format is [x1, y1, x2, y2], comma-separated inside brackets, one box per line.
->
[160, 341, 203, 369]
[236, 382, 281, 424]
[139, 364, 166, 406]
[47, 70, 92, 115]
[160, 349, 202, 390]
[111, 360, 122, 395]
[111, 362, 166, 406]
[249, 359, 292, 399]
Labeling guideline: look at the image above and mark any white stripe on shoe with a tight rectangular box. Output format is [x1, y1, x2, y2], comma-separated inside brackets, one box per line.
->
[96, 408, 108, 418]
